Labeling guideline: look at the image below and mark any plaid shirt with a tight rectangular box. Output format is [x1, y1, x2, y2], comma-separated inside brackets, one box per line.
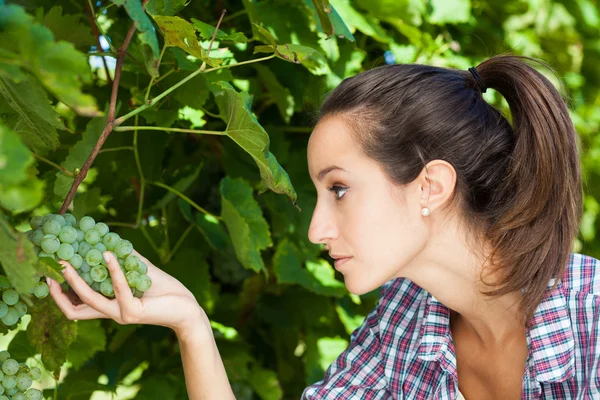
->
[302, 252, 600, 399]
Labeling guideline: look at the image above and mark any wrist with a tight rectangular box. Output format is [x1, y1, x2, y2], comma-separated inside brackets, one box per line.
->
[174, 307, 213, 343]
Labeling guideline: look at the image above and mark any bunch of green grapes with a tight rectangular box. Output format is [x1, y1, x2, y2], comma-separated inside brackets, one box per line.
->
[0, 277, 31, 328]
[0, 351, 43, 399]
[26, 214, 152, 299]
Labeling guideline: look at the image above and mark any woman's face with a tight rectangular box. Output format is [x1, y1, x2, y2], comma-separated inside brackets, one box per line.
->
[307, 115, 429, 295]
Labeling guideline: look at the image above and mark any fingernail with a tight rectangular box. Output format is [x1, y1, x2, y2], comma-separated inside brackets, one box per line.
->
[46, 277, 54, 286]
[103, 252, 110, 263]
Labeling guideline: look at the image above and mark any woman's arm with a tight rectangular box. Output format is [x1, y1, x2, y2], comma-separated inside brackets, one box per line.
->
[175, 312, 236, 400]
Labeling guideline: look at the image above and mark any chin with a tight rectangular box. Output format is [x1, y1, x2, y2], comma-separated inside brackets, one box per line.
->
[344, 279, 377, 296]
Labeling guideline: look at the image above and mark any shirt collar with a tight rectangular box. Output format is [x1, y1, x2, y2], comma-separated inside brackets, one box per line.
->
[416, 278, 575, 383]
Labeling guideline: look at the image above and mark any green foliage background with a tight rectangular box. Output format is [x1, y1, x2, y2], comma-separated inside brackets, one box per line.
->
[1, 0, 599, 398]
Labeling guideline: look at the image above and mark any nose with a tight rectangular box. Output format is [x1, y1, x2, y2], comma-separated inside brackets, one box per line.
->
[308, 201, 338, 245]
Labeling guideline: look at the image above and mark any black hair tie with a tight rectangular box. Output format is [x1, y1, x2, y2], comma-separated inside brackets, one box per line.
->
[468, 67, 487, 93]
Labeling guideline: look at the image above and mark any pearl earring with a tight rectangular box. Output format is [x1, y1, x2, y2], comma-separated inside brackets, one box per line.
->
[421, 207, 431, 217]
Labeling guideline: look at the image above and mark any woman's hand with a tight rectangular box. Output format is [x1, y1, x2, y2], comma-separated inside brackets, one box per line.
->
[48, 250, 205, 336]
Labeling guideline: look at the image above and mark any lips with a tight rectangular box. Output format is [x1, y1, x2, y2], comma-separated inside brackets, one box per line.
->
[333, 256, 352, 269]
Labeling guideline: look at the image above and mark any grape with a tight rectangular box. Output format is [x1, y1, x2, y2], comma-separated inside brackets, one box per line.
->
[13, 301, 27, 317]
[58, 226, 77, 244]
[37, 251, 56, 261]
[78, 242, 92, 257]
[76, 229, 85, 242]
[85, 249, 103, 266]
[91, 281, 101, 292]
[70, 254, 83, 269]
[40, 235, 60, 254]
[29, 216, 43, 230]
[42, 220, 61, 236]
[94, 222, 109, 237]
[56, 243, 74, 261]
[125, 271, 141, 288]
[0, 352, 10, 363]
[71, 240, 79, 253]
[124, 255, 140, 272]
[13, 393, 26, 400]
[0, 277, 10, 290]
[33, 282, 49, 299]
[1, 308, 19, 326]
[0, 303, 8, 319]
[15, 372, 31, 391]
[1, 375, 16, 389]
[30, 230, 44, 247]
[0, 396, 7, 400]
[115, 240, 133, 259]
[138, 261, 148, 274]
[63, 213, 77, 227]
[100, 279, 114, 297]
[6, 387, 17, 396]
[94, 242, 107, 253]
[27, 367, 40, 381]
[80, 271, 93, 286]
[50, 214, 66, 228]
[90, 265, 108, 282]
[137, 274, 152, 292]
[84, 229, 101, 245]
[26, 388, 43, 400]
[2, 290, 18, 306]
[79, 216, 95, 233]
[103, 232, 120, 250]
[0, 386, 4, 395]
[79, 261, 91, 273]
[2, 359, 18, 376]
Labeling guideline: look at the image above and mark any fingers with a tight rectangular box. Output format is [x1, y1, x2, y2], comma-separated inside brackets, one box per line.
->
[102, 252, 138, 322]
[47, 277, 109, 321]
[58, 261, 120, 320]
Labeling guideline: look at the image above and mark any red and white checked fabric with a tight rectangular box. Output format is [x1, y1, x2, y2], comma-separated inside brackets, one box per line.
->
[302, 252, 600, 399]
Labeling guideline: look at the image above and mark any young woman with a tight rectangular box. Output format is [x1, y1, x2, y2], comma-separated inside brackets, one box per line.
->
[48, 55, 600, 399]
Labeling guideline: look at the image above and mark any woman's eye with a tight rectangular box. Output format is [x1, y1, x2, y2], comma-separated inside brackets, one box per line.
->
[328, 185, 348, 200]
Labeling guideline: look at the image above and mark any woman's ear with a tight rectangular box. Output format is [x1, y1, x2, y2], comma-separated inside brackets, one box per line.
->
[418, 160, 457, 213]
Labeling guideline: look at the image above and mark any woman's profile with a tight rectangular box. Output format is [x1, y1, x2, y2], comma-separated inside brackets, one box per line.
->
[47, 55, 600, 399]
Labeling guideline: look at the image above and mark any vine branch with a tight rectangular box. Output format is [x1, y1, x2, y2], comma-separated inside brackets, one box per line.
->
[59, 22, 137, 214]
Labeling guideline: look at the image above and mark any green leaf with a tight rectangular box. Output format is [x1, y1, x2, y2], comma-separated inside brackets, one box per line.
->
[254, 64, 295, 123]
[152, 163, 202, 210]
[0, 4, 99, 116]
[7, 330, 36, 361]
[72, 187, 103, 221]
[36, 6, 94, 49]
[110, 0, 161, 77]
[67, 320, 107, 370]
[305, 334, 348, 384]
[305, 0, 355, 41]
[0, 121, 33, 186]
[428, 0, 472, 25]
[191, 19, 248, 43]
[210, 81, 297, 203]
[0, 213, 38, 297]
[248, 365, 283, 400]
[329, 0, 391, 42]
[152, 15, 220, 66]
[54, 111, 108, 198]
[28, 296, 78, 378]
[254, 42, 330, 75]
[161, 70, 210, 109]
[219, 176, 272, 273]
[0, 178, 44, 214]
[0, 75, 64, 153]
[273, 239, 346, 297]
[179, 200, 231, 253]
[168, 248, 217, 314]
[145, 0, 189, 16]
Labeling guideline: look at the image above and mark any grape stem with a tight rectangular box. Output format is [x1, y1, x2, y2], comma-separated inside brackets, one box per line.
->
[59, 21, 137, 214]
[31, 153, 74, 177]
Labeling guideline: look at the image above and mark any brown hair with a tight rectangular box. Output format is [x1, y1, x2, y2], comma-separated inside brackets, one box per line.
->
[318, 55, 583, 328]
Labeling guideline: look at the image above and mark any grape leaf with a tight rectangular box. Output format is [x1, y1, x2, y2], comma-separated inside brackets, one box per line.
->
[248, 365, 284, 400]
[179, 200, 231, 253]
[152, 162, 202, 210]
[28, 296, 78, 378]
[72, 187, 103, 221]
[210, 81, 297, 203]
[54, 111, 109, 198]
[305, 0, 355, 41]
[145, 0, 189, 16]
[7, 330, 36, 361]
[0, 75, 64, 153]
[67, 320, 107, 370]
[0, 4, 99, 116]
[273, 238, 346, 297]
[0, 121, 33, 186]
[152, 15, 220, 66]
[305, 334, 348, 384]
[36, 6, 94, 49]
[0, 213, 38, 297]
[254, 64, 295, 123]
[191, 19, 248, 43]
[429, 0, 471, 25]
[110, 0, 161, 77]
[219, 176, 272, 273]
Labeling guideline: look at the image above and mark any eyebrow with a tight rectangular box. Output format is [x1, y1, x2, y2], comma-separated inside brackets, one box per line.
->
[317, 166, 347, 181]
